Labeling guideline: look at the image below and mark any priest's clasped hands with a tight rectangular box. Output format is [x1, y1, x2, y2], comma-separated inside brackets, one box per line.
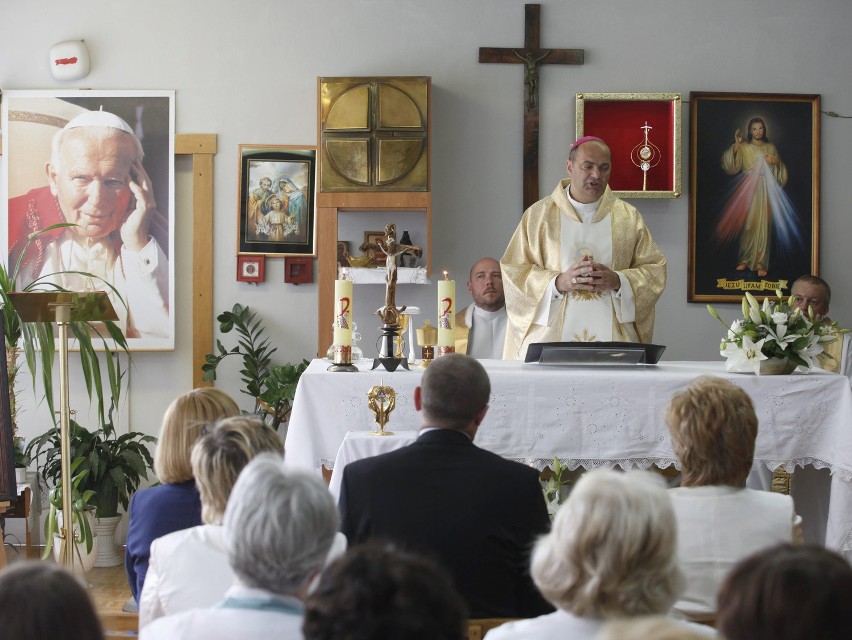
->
[555, 254, 620, 293]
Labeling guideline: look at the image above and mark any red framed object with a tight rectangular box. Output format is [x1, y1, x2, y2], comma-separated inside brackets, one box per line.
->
[576, 93, 682, 198]
[284, 257, 313, 284]
[237, 254, 265, 283]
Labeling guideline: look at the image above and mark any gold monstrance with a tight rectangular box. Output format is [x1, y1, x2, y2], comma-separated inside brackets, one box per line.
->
[630, 121, 661, 191]
[8, 291, 117, 573]
[367, 380, 396, 436]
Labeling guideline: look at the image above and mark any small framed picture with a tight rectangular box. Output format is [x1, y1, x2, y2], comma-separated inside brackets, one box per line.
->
[237, 145, 316, 257]
[237, 255, 265, 283]
[336, 240, 350, 267]
[284, 257, 313, 284]
[363, 231, 387, 267]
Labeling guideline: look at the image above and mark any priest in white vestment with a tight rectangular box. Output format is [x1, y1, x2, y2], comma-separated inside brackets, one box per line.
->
[455, 257, 507, 359]
[501, 137, 666, 360]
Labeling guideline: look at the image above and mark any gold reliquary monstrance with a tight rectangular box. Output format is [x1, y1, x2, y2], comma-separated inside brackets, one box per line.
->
[367, 380, 396, 436]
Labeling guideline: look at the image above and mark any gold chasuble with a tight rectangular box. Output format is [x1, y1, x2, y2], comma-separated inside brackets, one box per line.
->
[501, 179, 666, 360]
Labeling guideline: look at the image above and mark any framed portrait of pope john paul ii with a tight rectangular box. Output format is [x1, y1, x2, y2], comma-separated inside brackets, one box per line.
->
[1, 89, 176, 350]
[688, 92, 820, 303]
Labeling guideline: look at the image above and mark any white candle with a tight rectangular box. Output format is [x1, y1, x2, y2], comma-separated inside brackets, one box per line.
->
[437, 270, 455, 349]
[334, 275, 353, 347]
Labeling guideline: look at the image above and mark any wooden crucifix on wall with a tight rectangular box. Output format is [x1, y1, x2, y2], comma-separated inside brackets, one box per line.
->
[479, 3, 584, 211]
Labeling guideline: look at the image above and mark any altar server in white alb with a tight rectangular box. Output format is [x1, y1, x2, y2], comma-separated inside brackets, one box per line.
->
[455, 257, 507, 359]
[500, 136, 666, 360]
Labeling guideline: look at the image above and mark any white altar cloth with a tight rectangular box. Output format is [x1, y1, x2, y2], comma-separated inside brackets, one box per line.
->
[327, 430, 418, 501]
[285, 358, 852, 556]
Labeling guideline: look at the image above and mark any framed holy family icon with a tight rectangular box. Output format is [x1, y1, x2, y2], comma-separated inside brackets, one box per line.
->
[237, 145, 317, 257]
[688, 92, 820, 302]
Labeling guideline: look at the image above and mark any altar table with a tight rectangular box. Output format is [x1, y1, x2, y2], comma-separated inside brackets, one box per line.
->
[285, 358, 852, 557]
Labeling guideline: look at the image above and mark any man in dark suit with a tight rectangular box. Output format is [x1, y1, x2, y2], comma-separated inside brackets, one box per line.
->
[338, 354, 553, 618]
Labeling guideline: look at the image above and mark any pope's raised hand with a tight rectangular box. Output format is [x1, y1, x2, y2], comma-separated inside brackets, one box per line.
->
[122, 160, 158, 253]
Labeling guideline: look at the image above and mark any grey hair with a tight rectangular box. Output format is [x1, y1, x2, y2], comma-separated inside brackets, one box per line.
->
[420, 353, 490, 429]
[531, 469, 683, 618]
[50, 124, 144, 172]
[224, 454, 338, 596]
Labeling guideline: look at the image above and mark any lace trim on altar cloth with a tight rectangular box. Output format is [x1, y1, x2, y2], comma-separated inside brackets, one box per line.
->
[320, 456, 852, 483]
[506, 457, 682, 472]
[510, 457, 852, 483]
[753, 457, 852, 483]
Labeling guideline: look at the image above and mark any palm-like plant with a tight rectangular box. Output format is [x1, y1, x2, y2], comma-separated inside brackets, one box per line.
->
[0, 222, 129, 432]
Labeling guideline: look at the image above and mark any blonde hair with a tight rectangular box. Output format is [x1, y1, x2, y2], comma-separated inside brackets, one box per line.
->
[531, 469, 682, 618]
[665, 376, 758, 487]
[191, 416, 284, 524]
[154, 388, 241, 484]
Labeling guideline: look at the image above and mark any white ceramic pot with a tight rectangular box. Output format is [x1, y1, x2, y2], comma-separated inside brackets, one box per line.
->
[92, 515, 123, 567]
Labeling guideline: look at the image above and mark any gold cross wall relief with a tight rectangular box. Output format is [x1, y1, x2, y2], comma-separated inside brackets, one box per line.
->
[319, 76, 430, 192]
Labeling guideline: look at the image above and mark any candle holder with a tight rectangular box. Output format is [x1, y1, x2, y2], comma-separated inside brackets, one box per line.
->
[372, 322, 410, 372]
[328, 345, 358, 372]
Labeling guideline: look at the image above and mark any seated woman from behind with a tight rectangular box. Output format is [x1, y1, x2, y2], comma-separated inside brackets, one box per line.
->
[125, 388, 241, 601]
[485, 469, 713, 640]
[717, 543, 852, 640]
[0, 562, 104, 640]
[141, 455, 341, 640]
[138, 416, 283, 626]
[665, 376, 802, 622]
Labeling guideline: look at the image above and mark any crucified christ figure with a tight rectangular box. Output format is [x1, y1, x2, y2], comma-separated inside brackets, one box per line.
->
[514, 48, 551, 110]
[360, 223, 422, 326]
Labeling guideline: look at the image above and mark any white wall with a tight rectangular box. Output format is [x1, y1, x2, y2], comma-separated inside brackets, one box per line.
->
[2, 0, 851, 450]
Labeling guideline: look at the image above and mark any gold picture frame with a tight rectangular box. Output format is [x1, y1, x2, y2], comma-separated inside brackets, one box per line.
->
[575, 92, 682, 199]
[688, 92, 820, 302]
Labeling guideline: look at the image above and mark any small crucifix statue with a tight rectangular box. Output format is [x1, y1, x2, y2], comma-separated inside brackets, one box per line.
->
[479, 3, 585, 210]
[360, 223, 422, 327]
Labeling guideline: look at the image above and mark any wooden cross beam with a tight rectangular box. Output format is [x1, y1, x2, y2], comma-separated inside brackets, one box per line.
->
[479, 3, 584, 210]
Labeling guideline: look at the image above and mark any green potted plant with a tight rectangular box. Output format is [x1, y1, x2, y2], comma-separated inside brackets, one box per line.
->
[43, 456, 98, 574]
[12, 435, 30, 484]
[1, 224, 134, 565]
[201, 303, 309, 437]
[27, 392, 156, 566]
[0, 223, 130, 426]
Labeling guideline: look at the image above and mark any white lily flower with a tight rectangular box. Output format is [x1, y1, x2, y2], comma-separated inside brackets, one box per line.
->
[745, 291, 760, 313]
[761, 323, 794, 350]
[722, 335, 768, 374]
[762, 297, 770, 313]
[749, 305, 763, 325]
[771, 311, 788, 325]
[796, 336, 824, 370]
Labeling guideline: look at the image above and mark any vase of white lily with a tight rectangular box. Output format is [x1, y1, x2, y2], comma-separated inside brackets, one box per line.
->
[707, 290, 840, 375]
